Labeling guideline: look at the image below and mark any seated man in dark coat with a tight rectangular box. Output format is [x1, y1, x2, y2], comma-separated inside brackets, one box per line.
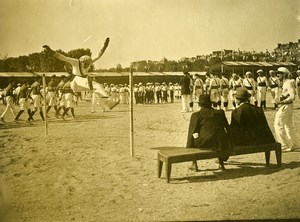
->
[230, 87, 275, 146]
[186, 94, 231, 169]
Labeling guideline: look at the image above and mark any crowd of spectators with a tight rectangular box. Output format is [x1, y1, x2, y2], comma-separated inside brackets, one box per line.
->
[209, 48, 299, 63]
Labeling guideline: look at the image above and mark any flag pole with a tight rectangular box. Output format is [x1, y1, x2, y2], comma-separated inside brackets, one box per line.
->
[42, 74, 48, 135]
[129, 68, 134, 156]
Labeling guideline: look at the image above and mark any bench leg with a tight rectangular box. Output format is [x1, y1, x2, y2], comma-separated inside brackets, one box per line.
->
[265, 151, 270, 166]
[275, 148, 282, 167]
[193, 160, 199, 172]
[158, 159, 163, 178]
[165, 160, 172, 183]
[218, 158, 225, 170]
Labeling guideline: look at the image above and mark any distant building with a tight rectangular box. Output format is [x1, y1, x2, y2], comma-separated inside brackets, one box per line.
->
[274, 39, 300, 60]
[212, 51, 222, 57]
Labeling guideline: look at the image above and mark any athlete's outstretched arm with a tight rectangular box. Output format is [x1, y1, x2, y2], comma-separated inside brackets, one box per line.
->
[43, 45, 77, 66]
[91, 38, 110, 63]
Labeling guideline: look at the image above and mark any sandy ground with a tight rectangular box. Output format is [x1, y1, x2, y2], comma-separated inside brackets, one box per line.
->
[0, 97, 300, 221]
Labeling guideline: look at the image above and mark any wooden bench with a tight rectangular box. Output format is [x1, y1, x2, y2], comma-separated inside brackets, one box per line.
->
[157, 142, 282, 183]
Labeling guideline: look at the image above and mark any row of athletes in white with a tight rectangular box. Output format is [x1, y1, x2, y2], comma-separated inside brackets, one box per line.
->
[88, 82, 183, 111]
[99, 83, 182, 104]
[99, 83, 182, 105]
[192, 70, 300, 111]
[104, 85, 130, 104]
[31, 77, 77, 121]
[0, 78, 75, 123]
[132, 84, 182, 98]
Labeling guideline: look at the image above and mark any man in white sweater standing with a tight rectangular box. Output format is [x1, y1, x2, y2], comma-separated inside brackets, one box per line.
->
[274, 67, 299, 152]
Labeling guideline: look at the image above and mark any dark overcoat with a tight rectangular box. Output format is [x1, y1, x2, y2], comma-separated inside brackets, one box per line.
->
[179, 75, 191, 95]
[186, 107, 231, 158]
[230, 103, 276, 146]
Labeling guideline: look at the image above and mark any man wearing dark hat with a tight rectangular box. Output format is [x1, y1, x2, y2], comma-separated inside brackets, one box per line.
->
[186, 94, 231, 168]
[229, 87, 275, 146]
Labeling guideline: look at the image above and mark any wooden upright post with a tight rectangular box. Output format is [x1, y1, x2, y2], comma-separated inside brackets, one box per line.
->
[129, 68, 134, 156]
[42, 74, 48, 135]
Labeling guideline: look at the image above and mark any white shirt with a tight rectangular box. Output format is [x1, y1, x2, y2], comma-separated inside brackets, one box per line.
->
[281, 79, 296, 103]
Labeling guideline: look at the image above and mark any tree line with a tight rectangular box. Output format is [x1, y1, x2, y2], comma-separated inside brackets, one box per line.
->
[2, 47, 297, 73]
[0, 48, 220, 73]
[0, 48, 95, 72]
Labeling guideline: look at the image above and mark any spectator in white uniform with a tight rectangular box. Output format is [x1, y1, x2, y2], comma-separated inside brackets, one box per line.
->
[243, 71, 257, 106]
[268, 70, 280, 110]
[274, 67, 299, 152]
[220, 73, 230, 111]
[256, 69, 268, 109]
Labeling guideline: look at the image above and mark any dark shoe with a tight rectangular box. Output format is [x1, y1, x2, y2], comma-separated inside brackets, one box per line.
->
[218, 164, 226, 171]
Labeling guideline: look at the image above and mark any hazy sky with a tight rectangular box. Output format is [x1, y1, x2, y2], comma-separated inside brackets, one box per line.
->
[0, 0, 299, 69]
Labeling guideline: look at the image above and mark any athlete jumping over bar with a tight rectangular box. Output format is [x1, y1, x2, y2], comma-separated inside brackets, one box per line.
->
[43, 38, 119, 110]
[43, 37, 109, 91]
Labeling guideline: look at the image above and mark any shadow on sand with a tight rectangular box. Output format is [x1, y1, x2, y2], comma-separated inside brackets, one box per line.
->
[0, 122, 38, 130]
[169, 160, 300, 184]
[44, 113, 121, 125]
[0, 113, 122, 128]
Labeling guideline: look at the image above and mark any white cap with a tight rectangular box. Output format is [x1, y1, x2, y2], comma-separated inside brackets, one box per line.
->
[79, 55, 92, 64]
[277, 67, 291, 75]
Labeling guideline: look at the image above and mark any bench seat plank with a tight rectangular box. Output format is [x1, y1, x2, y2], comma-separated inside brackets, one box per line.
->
[157, 142, 282, 183]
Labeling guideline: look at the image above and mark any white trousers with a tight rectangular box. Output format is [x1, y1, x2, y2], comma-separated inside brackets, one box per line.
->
[181, 94, 191, 112]
[247, 89, 257, 104]
[274, 103, 298, 150]
[257, 86, 267, 101]
[91, 93, 106, 112]
[1, 96, 15, 118]
[220, 88, 229, 102]
[210, 89, 220, 103]
[270, 87, 280, 104]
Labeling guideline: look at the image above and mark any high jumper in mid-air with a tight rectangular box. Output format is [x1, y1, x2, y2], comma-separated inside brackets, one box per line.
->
[43, 38, 119, 110]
